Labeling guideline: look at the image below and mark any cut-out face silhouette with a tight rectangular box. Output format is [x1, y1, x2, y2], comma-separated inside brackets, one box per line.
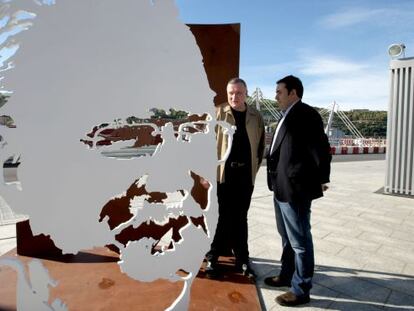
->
[0, 0, 229, 310]
[80, 112, 216, 283]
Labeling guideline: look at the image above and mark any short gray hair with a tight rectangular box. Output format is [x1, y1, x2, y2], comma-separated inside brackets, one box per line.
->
[227, 77, 247, 89]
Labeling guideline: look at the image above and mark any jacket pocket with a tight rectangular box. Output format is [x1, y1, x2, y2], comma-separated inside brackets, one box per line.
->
[287, 163, 304, 178]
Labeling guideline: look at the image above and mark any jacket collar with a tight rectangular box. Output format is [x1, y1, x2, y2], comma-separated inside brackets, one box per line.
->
[270, 100, 302, 155]
[223, 103, 232, 113]
[223, 102, 254, 116]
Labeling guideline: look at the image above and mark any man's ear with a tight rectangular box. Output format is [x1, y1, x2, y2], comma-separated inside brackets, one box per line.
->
[289, 89, 297, 97]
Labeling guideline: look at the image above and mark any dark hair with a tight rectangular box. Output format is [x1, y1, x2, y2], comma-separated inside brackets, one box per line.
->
[227, 77, 247, 89]
[277, 75, 303, 98]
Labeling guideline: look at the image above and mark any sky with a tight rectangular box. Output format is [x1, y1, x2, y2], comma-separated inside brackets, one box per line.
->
[175, 0, 414, 111]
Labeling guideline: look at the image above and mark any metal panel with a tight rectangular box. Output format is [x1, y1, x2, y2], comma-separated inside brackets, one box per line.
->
[410, 68, 414, 194]
[188, 24, 240, 106]
[403, 67, 412, 194]
[385, 58, 414, 195]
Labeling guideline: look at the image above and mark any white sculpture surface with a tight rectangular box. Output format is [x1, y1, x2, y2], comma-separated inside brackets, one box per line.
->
[0, 1, 230, 310]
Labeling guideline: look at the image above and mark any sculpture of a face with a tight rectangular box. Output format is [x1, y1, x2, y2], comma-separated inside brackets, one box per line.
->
[82, 112, 217, 282]
[0, 0, 227, 309]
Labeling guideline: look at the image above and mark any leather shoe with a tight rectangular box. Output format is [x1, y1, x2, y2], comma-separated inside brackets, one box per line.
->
[264, 275, 290, 287]
[235, 262, 257, 279]
[205, 260, 221, 279]
[275, 291, 310, 306]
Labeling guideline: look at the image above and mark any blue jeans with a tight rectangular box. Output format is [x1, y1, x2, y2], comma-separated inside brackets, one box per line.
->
[274, 196, 314, 297]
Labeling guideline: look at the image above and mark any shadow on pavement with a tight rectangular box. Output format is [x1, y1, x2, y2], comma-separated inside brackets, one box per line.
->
[250, 257, 414, 311]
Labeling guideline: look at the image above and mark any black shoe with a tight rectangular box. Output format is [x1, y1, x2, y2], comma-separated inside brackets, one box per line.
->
[235, 261, 257, 279]
[264, 275, 291, 287]
[205, 260, 221, 279]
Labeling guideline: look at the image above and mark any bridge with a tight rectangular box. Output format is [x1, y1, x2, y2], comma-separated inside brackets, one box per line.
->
[247, 88, 386, 155]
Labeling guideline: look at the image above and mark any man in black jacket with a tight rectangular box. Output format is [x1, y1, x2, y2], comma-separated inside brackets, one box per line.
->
[265, 75, 331, 306]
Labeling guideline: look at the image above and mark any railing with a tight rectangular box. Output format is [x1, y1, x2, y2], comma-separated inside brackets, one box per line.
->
[330, 138, 387, 147]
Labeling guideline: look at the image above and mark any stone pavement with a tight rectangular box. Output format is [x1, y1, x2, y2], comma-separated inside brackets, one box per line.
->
[249, 159, 414, 311]
[1, 159, 413, 310]
[0, 222, 16, 256]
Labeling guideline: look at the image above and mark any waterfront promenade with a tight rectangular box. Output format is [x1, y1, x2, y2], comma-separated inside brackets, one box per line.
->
[1, 158, 413, 310]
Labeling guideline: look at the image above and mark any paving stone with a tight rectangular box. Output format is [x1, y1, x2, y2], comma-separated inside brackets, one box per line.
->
[253, 206, 274, 215]
[0, 238, 16, 256]
[401, 220, 414, 232]
[323, 233, 381, 252]
[362, 260, 405, 275]
[312, 205, 344, 217]
[328, 296, 385, 311]
[317, 274, 391, 304]
[250, 214, 278, 227]
[337, 246, 405, 270]
[391, 229, 414, 242]
[376, 245, 414, 263]
[249, 221, 277, 234]
[248, 228, 265, 243]
[384, 210, 413, 219]
[252, 261, 281, 280]
[358, 206, 390, 215]
[311, 228, 331, 239]
[308, 283, 341, 309]
[395, 203, 414, 210]
[342, 218, 394, 236]
[315, 222, 363, 238]
[0, 224, 16, 240]
[262, 288, 283, 311]
[356, 268, 414, 297]
[403, 263, 414, 275]
[314, 238, 346, 255]
[383, 290, 414, 311]
[358, 212, 404, 225]
[252, 249, 281, 263]
[249, 235, 281, 253]
[315, 252, 364, 271]
[251, 197, 273, 204]
[311, 214, 349, 226]
[337, 207, 368, 217]
[358, 231, 414, 251]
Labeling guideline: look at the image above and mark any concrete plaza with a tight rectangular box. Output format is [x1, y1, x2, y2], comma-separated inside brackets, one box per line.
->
[250, 159, 414, 310]
[1, 158, 413, 310]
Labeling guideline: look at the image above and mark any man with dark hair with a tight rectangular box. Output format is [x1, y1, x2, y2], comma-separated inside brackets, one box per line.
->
[265, 75, 331, 306]
[205, 77, 265, 278]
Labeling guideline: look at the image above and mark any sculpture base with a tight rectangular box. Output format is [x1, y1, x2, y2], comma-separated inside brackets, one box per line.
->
[0, 247, 260, 310]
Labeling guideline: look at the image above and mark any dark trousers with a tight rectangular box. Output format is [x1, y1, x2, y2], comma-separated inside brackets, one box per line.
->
[207, 165, 253, 263]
